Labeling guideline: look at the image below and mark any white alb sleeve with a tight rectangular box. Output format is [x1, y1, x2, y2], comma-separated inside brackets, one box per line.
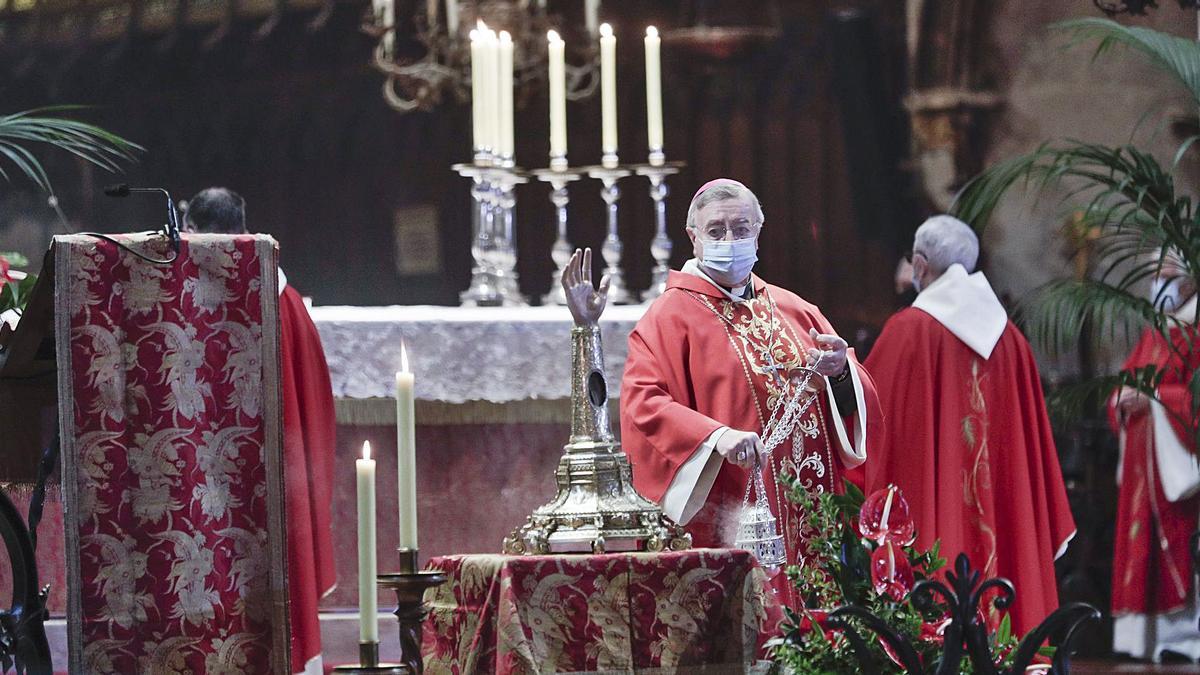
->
[661, 426, 728, 525]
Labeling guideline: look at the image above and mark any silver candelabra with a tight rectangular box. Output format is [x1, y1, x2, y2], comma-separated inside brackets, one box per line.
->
[533, 162, 583, 306]
[456, 154, 685, 307]
[635, 162, 683, 302]
[585, 165, 634, 305]
[454, 159, 527, 306]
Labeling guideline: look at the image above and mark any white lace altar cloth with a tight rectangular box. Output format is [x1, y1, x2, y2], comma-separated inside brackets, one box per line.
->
[310, 305, 647, 403]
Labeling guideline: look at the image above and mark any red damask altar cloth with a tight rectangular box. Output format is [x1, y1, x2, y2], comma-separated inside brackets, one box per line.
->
[422, 549, 782, 674]
[55, 233, 290, 673]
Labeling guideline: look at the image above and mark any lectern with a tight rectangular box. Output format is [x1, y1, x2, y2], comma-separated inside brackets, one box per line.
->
[0, 233, 291, 674]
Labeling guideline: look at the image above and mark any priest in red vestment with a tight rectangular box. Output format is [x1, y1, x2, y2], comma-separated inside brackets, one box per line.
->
[858, 215, 1075, 637]
[619, 179, 883, 602]
[186, 188, 337, 675]
[1109, 258, 1200, 662]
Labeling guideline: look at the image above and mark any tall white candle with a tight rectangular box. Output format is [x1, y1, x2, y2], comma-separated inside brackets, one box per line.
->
[356, 441, 378, 643]
[396, 342, 418, 550]
[585, 0, 600, 35]
[445, 0, 458, 35]
[498, 30, 515, 161]
[548, 29, 567, 166]
[645, 26, 663, 163]
[599, 22, 618, 166]
[470, 28, 485, 153]
[484, 27, 500, 157]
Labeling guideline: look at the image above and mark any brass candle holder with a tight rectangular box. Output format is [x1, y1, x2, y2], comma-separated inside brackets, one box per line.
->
[376, 547, 448, 675]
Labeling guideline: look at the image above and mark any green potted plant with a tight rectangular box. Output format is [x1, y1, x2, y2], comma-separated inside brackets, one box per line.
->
[953, 18, 1200, 438]
[0, 106, 140, 324]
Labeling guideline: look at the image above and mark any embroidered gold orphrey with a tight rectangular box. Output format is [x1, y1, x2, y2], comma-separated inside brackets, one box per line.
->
[685, 289, 838, 561]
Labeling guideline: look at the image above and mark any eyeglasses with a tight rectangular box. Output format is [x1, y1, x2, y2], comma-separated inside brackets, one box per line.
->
[695, 222, 761, 242]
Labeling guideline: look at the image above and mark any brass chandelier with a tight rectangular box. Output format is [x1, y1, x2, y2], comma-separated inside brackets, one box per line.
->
[365, 0, 601, 112]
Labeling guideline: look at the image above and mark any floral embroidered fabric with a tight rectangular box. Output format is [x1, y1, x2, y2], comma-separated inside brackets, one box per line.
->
[422, 549, 782, 674]
[55, 233, 288, 674]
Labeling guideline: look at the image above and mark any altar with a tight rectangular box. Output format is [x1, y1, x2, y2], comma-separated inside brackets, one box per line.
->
[310, 304, 649, 609]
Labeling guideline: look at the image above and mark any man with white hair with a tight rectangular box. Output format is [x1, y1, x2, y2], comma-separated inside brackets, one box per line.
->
[615, 178, 883, 601]
[860, 214, 1076, 636]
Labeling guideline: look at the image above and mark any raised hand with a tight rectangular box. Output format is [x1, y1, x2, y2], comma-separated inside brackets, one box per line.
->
[807, 328, 849, 378]
[562, 247, 611, 327]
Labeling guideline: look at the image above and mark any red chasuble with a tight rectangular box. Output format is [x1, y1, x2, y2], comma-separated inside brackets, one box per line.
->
[620, 271, 882, 603]
[860, 308, 1075, 637]
[279, 283, 338, 674]
[1108, 325, 1200, 659]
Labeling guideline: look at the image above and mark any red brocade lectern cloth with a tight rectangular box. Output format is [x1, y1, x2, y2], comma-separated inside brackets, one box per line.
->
[422, 549, 783, 674]
[54, 233, 290, 674]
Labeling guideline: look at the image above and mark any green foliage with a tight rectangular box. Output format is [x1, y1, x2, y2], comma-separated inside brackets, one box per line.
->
[767, 478, 949, 674]
[0, 106, 142, 194]
[950, 17, 1200, 441]
[766, 479, 1043, 674]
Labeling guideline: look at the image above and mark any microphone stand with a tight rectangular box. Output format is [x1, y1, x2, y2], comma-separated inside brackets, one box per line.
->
[101, 184, 182, 262]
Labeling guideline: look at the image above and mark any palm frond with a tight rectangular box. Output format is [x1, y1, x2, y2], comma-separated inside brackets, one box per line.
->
[1045, 366, 1163, 427]
[1053, 17, 1200, 107]
[0, 106, 143, 193]
[953, 141, 1190, 250]
[1015, 278, 1179, 356]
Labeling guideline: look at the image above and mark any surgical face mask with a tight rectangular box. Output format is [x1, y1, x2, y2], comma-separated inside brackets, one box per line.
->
[700, 237, 758, 284]
[1151, 276, 1183, 311]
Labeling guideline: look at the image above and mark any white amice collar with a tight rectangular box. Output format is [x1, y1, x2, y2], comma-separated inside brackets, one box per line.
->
[912, 263, 1008, 359]
[278, 267, 288, 297]
[682, 258, 750, 301]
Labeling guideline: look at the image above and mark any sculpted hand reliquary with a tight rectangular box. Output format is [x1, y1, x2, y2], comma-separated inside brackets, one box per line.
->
[502, 324, 691, 555]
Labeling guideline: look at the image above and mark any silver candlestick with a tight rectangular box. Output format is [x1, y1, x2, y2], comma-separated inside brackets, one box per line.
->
[491, 163, 529, 306]
[585, 165, 634, 304]
[453, 162, 502, 306]
[634, 161, 683, 302]
[533, 164, 583, 305]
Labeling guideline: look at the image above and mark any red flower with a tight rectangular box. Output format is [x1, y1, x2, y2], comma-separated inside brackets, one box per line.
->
[857, 484, 916, 546]
[795, 609, 838, 642]
[0, 256, 11, 283]
[919, 614, 952, 645]
[870, 540, 914, 601]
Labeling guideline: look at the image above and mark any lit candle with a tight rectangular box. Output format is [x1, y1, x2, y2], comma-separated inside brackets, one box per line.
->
[585, 0, 599, 35]
[356, 441, 378, 643]
[548, 29, 567, 167]
[645, 26, 663, 164]
[445, 0, 458, 35]
[599, 22, 618, 166]
[470, 27, 485, 154]
[396, 342, 418, 550]
[498, 30, 515, 162]
[484, 27, 500, 157]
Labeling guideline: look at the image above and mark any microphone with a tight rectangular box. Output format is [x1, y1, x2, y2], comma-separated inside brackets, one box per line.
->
[103, 183, 181, 254]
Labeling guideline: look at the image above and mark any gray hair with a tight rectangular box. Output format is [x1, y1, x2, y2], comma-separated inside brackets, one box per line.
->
[913, 215, 979, 275]
[686, 183, 765, 231]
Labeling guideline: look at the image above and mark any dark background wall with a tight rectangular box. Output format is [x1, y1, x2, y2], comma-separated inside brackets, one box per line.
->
[0, 0, 918, 335]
